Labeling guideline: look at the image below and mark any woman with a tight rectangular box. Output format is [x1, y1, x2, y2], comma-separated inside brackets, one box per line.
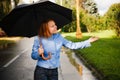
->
[31, 19, 99, 80]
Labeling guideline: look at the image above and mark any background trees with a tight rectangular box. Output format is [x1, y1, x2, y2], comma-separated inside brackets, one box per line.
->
[56, 0, 120, 37]
[0, 0, 11, 21]
[104, 3, 120, 37]
[0, 0, 19, 20]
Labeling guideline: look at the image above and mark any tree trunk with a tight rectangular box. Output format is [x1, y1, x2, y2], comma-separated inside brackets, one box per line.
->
[76, 0, 82, 39]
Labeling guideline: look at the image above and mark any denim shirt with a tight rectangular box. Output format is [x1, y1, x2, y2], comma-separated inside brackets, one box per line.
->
[31, 33, 91, 69]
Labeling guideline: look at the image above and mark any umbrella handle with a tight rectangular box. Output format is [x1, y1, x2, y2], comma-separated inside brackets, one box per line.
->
[41, 52, 51, 60]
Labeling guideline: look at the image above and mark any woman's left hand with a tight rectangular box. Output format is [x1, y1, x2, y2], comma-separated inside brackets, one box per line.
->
[88, 36, 99, 43]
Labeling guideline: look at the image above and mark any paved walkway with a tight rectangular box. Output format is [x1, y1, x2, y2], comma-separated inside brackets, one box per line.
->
[59, 52, 82, 80]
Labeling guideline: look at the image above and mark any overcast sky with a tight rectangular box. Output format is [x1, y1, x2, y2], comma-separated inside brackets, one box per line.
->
[93, 0, 120, 16]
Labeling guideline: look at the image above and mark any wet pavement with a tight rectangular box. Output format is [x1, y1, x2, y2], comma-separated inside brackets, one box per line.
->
[0, 38, 34, 80]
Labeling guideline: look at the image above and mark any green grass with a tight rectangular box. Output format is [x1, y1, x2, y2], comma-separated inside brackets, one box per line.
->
[62, 30, 120, 80]
[0, 40, 15, 45]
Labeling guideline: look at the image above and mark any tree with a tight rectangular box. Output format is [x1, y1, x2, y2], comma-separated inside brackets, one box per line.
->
[82, 0, 99, 17]
[104, 3, 120, 37]
[0, 0, 11, 20]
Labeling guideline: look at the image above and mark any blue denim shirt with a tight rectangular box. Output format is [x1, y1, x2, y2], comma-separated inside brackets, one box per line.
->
[31, 33, 91, 69]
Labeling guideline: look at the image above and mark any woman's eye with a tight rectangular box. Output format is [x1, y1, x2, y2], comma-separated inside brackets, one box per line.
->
[52, 25, 55, 27]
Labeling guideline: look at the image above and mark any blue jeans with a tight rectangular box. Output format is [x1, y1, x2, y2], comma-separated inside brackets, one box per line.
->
[34, 66, 58, 80]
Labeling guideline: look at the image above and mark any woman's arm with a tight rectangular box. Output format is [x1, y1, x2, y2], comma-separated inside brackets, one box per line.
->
[31, 36, 41, 60]
[61, 35, 98, 49]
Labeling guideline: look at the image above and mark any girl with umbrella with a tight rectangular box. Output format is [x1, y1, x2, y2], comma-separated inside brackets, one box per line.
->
[31, 19, 99, 80]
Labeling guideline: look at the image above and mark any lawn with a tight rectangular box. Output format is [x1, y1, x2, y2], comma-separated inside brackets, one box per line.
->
[62, 30, 120, 80]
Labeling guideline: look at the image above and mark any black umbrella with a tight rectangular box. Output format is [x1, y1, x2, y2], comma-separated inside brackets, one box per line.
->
[0, 0, 72, 37]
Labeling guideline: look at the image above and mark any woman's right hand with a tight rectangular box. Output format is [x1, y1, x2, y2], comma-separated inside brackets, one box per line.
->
[38, 44, 44, 56]
[88, 36, 99, 43]
[38, 44, 51, 60]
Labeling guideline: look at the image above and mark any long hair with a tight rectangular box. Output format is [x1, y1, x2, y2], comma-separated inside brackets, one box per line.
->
[38, 19, 54, 38]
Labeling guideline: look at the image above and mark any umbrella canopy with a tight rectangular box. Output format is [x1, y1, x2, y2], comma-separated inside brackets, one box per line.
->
[0, 0, 72, 37]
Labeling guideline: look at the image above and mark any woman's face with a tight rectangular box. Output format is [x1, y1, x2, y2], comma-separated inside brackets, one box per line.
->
[48, 20, 58, 34]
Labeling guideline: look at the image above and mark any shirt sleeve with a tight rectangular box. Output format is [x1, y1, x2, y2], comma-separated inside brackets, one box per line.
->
[31, 36, 41, 60]
[61, 35, 91, 49]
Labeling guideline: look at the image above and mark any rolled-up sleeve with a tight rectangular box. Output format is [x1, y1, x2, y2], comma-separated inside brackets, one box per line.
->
[31, 36, 41, 60]
[61, 36, 91, 49]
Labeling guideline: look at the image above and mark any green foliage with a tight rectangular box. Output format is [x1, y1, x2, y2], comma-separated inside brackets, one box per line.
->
[105, 3, 120, 21]
[0, 0, 19, 21]
[0, 0, 12, 20]
[79, 8, 103, 32]
[62, 8, 77, 32]
[81, 9, 96, 32]
[63, 8, 102, 33]
[63, 21, 76, 32]
[104, 3, 120, 37]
